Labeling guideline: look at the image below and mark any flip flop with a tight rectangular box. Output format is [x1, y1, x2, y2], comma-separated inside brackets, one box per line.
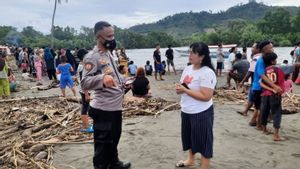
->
[80, 124, 94, 133]
[249, 121, 257, 127]
[175, 160, 194, 168]
[236, 111, 247, 116]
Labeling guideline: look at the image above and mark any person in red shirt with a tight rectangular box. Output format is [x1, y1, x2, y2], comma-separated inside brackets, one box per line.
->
[260, 52, 285, 141]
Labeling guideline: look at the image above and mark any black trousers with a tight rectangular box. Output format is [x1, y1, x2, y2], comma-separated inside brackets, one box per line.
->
[89, 107, 122, 169]
[47, 69, 57, 80]
[260, 95, 282, 129]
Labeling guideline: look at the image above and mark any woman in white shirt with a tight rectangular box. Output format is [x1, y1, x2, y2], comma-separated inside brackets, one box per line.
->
[175, 42, 217, 169]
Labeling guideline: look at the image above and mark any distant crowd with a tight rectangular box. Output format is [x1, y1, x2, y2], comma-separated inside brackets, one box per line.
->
[0, 42, 180, 101]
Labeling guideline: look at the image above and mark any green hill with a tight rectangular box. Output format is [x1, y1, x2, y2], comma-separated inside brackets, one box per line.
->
[128, 1, 300, 38]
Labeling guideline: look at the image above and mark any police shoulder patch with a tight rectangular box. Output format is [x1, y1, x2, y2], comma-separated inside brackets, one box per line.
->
[84, 63, 93, 71]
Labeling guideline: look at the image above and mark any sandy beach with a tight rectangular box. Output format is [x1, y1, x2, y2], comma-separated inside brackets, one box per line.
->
[24, 72, 297, 169]
[2, 69, 300, 169]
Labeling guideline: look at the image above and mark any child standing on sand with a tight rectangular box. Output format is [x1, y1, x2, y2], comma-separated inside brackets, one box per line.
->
[56, 55, 76, 97]
[8, 68, 17, 92]
[34, 49, 43, 86]
[77, 49, 93, 133]
[260, 52, 285, 141]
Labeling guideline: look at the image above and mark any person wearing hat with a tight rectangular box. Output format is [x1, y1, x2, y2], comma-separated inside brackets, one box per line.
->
[0, 51, 10, 98]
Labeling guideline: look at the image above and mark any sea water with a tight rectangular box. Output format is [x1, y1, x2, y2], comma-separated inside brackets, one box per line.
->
[125, 47, 294, 71]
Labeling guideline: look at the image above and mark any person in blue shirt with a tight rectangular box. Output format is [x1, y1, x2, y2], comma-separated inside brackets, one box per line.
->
[128, 60, 137, 76]
[56, 55, 76, 97]
[250, 40, 283, 129]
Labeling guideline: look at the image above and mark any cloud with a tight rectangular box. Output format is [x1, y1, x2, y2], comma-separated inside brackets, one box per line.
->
[262, 0, 300, 6]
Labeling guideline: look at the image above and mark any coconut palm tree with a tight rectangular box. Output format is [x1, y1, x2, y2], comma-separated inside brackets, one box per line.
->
[50, 0, 68, 48]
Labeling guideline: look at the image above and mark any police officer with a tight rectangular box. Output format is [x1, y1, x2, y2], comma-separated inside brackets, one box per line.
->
[81, 21, 131, 169]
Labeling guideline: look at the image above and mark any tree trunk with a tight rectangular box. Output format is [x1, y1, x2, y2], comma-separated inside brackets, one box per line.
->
[51, 0, 58, 48]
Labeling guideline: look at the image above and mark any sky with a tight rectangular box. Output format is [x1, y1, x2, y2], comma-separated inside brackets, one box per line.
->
[0, 0, 299, 34]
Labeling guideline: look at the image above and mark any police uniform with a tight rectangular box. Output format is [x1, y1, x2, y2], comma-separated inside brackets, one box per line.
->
[81, 46, 125, 169]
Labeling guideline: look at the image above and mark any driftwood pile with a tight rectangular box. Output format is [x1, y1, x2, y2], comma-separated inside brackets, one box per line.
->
[214, 89, 300, 114]
[281, 93, 300, 114]
[123, 96, 180, 118]
[214, 89, 247, 104]
[0, 96, 179, 168]
[0, 96, 88, 169]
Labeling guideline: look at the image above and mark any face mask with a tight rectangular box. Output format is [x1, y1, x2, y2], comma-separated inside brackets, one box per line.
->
[102, 38, 117, 51]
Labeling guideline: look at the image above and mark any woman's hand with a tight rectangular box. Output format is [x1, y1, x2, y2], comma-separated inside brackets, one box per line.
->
[175, 83, 186, 94]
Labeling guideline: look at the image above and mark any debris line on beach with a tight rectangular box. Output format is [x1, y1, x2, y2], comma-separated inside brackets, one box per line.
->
[0, 96, 179, 168]
[214, 89, 300, 114]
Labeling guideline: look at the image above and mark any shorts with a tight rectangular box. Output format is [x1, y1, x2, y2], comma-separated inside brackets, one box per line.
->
[216, 62, 223, 70]
[181, 106, 214, 158]
[60, 76, 74, 89]
[253, 90, 262, 109]
[167, 59, 174, 66]
[155, 63, 163, 73]
[248, 88, 254, 102]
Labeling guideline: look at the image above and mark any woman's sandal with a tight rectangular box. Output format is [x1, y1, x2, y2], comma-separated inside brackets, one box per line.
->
[175, 160, 195, 168]
[237, 111, 247, 116]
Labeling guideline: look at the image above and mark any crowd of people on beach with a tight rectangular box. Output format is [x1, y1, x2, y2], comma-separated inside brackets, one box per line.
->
[1, 19, 300, 169]
[215, 41, 300, 142]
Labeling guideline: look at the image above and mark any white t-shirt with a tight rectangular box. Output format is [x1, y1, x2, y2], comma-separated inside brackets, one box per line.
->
[216, 48, 224, 62]
[227, 53, 236, 70]
[19, 51, 24, 61]
[180, 65, 217, 114]
[248, 54, 261, 72]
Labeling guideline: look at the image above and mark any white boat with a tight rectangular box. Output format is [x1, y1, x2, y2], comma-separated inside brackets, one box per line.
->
[208, 44, 237, 48]
[175, 49, 231, 59]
